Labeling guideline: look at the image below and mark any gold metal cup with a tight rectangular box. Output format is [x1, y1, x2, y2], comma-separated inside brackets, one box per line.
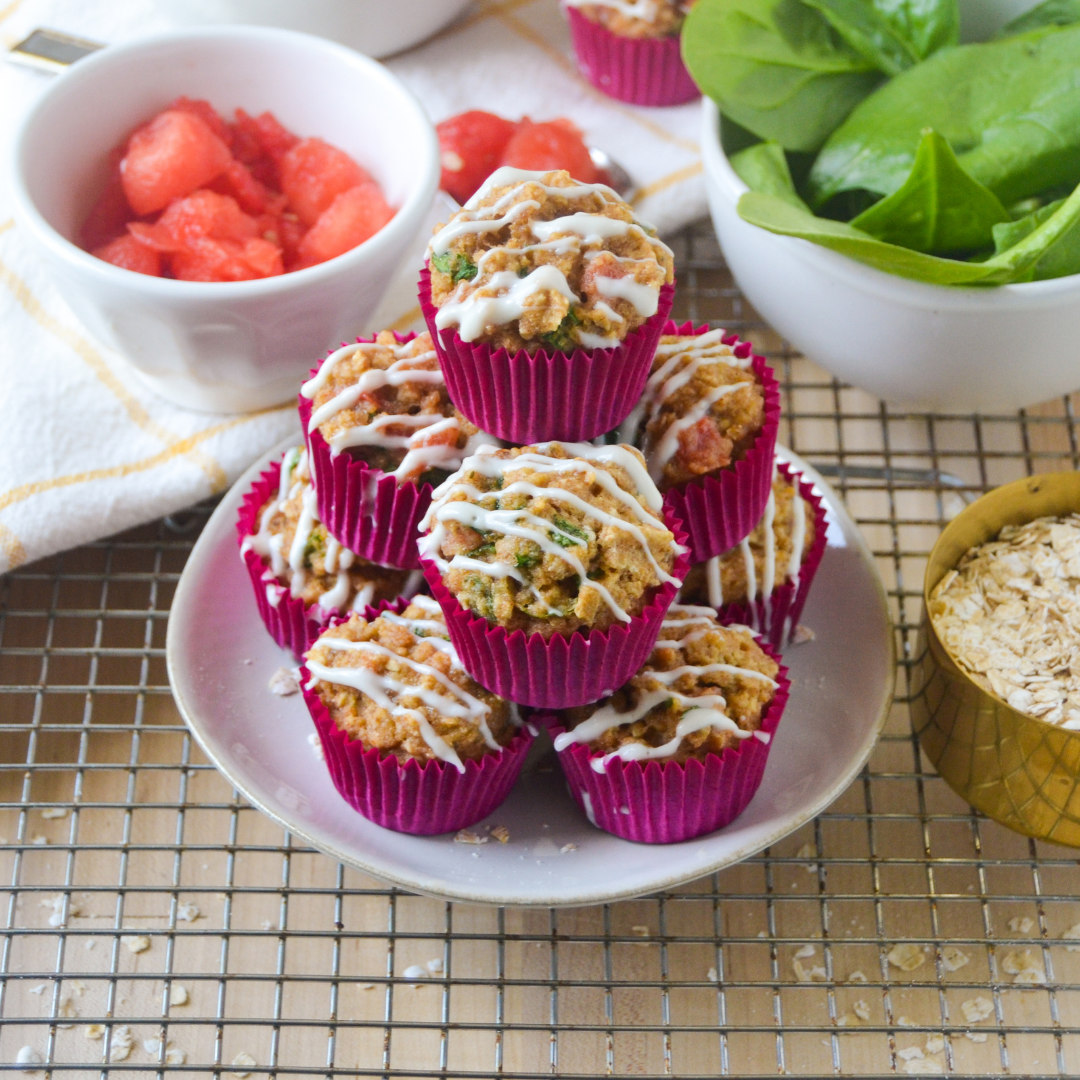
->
[911, 471, 1080, 846]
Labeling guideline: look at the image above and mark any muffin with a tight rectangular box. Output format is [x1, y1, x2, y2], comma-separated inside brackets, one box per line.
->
[301, 596, 532, 833]
[418, 167, 676, 443]
[631, 322, 780, 562]
[298, 330, 494, 569]
[677, 462, 827, 647]
[237, 446, 418, 658]
[562, 0, 700, 106]
[417, 441, 689, 707]
[546, 604, 790, 842]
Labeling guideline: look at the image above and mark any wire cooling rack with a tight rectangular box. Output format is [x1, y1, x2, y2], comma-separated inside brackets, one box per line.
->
[4, 221, 1080, 1079]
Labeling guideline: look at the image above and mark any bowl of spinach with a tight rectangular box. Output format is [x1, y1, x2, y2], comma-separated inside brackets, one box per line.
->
[690, 0, 1080, 411]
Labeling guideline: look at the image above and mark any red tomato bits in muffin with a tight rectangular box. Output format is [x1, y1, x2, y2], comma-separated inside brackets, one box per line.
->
[82, 97, 395, 280]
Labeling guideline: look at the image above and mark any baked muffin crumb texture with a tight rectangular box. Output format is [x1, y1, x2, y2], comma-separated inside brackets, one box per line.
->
[552, 603, 779, 769]
[305, 596, 519, 771]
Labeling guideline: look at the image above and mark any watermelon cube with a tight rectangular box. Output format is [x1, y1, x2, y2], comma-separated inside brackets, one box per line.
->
[280, 137, 373, 227]
[92, 234, 162, 276]
[121, 110, 233, 216]
[294, 182, 394, 268]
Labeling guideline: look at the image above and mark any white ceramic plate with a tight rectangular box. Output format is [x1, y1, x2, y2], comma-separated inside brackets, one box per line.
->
[167, 442, 894, 906]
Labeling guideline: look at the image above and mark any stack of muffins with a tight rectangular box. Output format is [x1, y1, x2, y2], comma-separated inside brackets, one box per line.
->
[238, 167, 826, 843]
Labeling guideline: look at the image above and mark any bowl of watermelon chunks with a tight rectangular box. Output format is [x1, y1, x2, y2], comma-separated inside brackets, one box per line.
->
[10, 26, 439, 413]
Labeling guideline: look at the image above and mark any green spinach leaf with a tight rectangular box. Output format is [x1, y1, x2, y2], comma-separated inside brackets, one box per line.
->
[849, 129, 1009, 252]
[808, 23, 1080, 207]
[800, 0, 958, 75]
[737, 177, 1080, 283]
[998, 0, 1080, 37]
[730, 140, 812, 210]
[681, 0, 882, 151]
[431, 251, 478, 283]
[993, 196, 1080, 279]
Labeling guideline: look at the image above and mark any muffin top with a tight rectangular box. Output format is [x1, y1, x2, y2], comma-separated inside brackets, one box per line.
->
[299, 330, 493, 484]
[565, 0, 692, 38]
[304, 596, 519, 770]
[618, 329, 765, 494]
[241, 446, 417, 612]
[679, 469, 816, 608]
[552, 604, 780, 768]
[428, 167, 674, 354]
[929, 514, 1080, 729]
[418, 441, 684, 637]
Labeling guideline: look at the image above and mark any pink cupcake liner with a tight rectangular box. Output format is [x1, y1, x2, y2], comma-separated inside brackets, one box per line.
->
[299, 331, 432, 571]
[420, 515, 690, 709]
[300, 596, 533, 833]
[659, 320, 781, 563]
[236, 460, 333, 660]
[564, 6, 700, 107]
[543, 644, 790, 843]
[713, 462, 828, 650]
[419, 266, 675, 444]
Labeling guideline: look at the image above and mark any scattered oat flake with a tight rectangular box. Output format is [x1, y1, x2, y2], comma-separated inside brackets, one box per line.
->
[631, 925, 650, 937]
[898, 1047, 924, 1061]
[925, 1035, 945, 1054]
[122, 934, 151, 953]
[57, 996, 78, 1026]
[269, 667, 300, 696]
[836, 1013, 857, 1027]
[41, 894, 80, 927]
[1001, 948, 1042, 977]
[888, 943, 926, 972]
[306, 732, 325, 760]
[359, 983, 375, 990]
[941, 945, 969, 971]
[1064, 923, 1080, 950]
[84, 940, 96, 950]
[929, 515, 1080, 728]
[454, 829, 487, 845]
[897, 1016, 915, 1027]
[402, 965, 427, 980]
[1008, 916, 1035, 934]
[847, 970, 868, 983]
[232, 1051, 256, 1077]
[1014, 967, 1047, 984]
[109, 1026, 134, 1062]
[31, 835, 47, 845]
[29, 984, 47, 995]
[260, 920, 274, 931]
[757, 930, 767, 938]
[706, 967, 718, 983]
[84, 1025, 104, 1040]
[16, 1046, 42, 1073]
[850, 1000, 869, 1021]
[143, 1039, 162, 1055]
[560, 843, 577, 853]
[68, 979, 86, 996]
[791, 624, 815, 644]
[794, 944, 816, 960]
[489, 825, 510, 843]
[965, 1031, 988, 1043]
[426, 958, 443, 974]
[793, 959, 828, 982]
[170, 984, 190, 1006]
[961, 996, 994, 1023]
[165, 1045, 187, 1066]
[41, 807, 68, 819]
[176, 902, 201, 922]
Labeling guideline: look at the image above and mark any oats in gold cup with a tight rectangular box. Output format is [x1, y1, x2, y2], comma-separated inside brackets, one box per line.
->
[911, 471, 1080, 846]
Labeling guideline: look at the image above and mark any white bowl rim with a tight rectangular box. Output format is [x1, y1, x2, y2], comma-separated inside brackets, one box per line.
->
[701, 96, 1080, 306]
[9, 24, 439, 298]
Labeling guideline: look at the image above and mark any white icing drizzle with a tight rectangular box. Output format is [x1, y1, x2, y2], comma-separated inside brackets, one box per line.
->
[693, 468, 808, 633]
[240, 448, 373, 613]
[306, 619, 503, 772]
[300, 336, 496, 480]
[552, 608, 777, 772]
[427, 167, 671, 343]
[418, 444, 683, 623]
[616, 330, 751, 449]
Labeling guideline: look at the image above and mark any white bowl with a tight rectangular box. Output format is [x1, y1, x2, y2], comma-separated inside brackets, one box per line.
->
[10, 26, 439, 413]
[701, 52, 1080, 412]
[151, 0, 473, 59]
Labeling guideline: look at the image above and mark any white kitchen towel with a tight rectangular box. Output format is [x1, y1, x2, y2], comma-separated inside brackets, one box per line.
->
[0, 0, 705, 573]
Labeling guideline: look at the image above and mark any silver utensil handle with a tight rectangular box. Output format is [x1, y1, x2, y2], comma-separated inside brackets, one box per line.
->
[8, 28, 104, 73]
